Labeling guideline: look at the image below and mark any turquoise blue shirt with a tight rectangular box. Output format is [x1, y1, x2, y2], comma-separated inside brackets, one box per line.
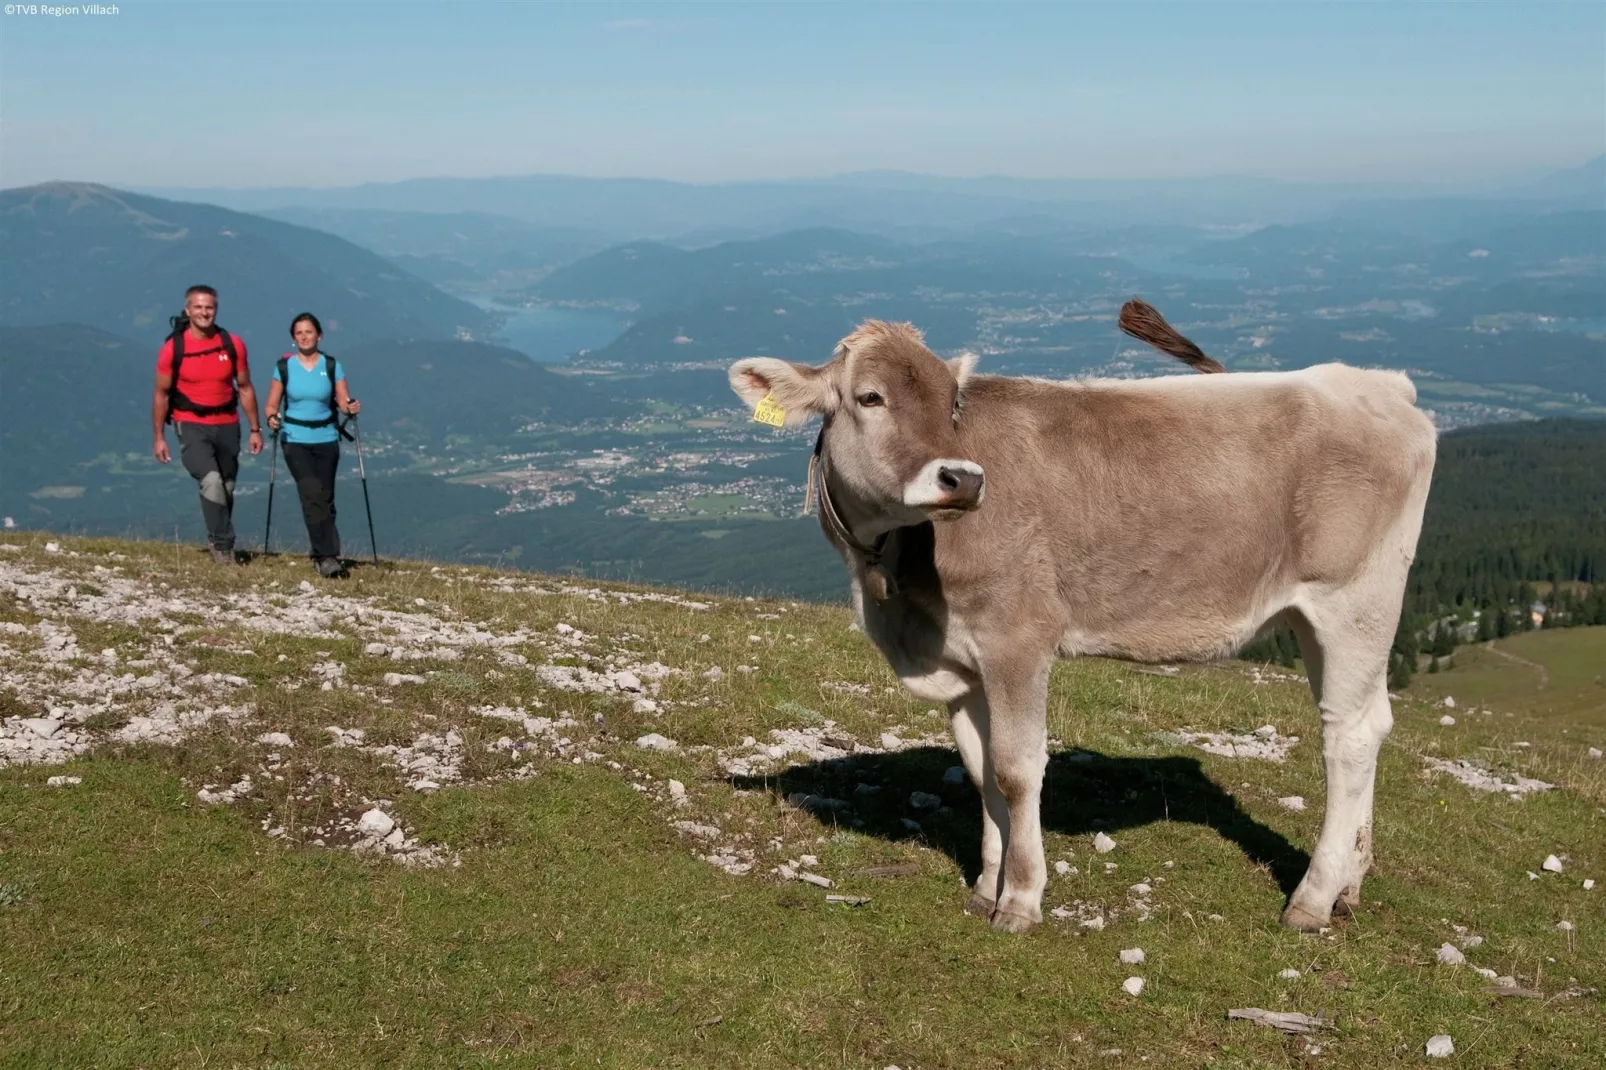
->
[276, 354, 346, 445]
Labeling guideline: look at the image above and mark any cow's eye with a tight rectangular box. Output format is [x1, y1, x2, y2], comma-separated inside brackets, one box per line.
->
[857, 391, 884, 408]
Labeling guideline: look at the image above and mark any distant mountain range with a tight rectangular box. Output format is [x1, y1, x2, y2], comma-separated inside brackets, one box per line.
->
[0, 183, 493, 351]
[139, 158, 1605, 243]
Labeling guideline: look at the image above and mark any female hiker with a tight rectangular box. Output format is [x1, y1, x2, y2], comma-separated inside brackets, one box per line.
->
[264, 312, 361, 578]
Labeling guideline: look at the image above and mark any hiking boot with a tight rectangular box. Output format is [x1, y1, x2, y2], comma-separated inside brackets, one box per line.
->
[209, 546, 237, 566]
[316, 557, 346, 579]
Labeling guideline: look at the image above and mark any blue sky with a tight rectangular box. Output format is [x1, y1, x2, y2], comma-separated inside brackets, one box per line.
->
[1, 1, 1601, 189]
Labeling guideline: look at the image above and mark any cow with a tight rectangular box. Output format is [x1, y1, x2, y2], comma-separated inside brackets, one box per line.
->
[727, 301, 1437, 934]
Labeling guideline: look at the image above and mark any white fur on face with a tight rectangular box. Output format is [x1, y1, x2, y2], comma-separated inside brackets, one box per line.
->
[902, 458, 985, 508]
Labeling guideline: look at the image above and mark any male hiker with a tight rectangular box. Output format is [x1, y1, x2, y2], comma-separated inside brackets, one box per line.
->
[152, 285, 264, 564]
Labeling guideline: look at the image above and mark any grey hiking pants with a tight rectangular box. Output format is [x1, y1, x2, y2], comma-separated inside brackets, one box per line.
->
[176, 420, 240, 550]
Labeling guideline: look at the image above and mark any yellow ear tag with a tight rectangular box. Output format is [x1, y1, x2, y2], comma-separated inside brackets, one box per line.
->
[751, 391, 787, 428]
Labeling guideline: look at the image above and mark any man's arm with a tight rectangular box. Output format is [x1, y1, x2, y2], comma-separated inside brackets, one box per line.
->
[152, 351, 173, 463]
[238, 380, 264, 456]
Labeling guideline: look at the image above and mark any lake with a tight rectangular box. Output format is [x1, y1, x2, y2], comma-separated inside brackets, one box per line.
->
[459, 296, 627, 363]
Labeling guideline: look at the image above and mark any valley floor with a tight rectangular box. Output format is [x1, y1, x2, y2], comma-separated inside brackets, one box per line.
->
[0, 534, 1601, 1068]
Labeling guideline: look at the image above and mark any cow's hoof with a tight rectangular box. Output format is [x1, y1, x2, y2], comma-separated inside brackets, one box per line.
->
[964, 892, 997, 919]
[1281, 902, 1331, 932]
[1333, 886, 1361, 917]
[990, 908, 1040, 934]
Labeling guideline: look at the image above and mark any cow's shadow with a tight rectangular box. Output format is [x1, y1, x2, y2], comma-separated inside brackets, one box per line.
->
[730, 745, 1309, 897]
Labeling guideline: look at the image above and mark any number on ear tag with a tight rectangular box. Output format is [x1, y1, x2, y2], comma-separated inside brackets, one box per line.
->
[752, 392, 787, 428]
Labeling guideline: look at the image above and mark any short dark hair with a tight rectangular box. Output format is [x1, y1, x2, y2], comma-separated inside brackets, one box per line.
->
[289, 312, 324, 338]
[185, 284, 217, 301]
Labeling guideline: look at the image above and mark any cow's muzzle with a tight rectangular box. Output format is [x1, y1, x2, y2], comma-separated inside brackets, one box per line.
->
[905, 458, 985, 517]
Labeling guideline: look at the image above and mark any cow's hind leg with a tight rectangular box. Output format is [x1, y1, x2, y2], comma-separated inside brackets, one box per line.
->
[981, 656, 1051, 934]
[950, 689, 1006, 919]
[1282, 602, 1394, 932]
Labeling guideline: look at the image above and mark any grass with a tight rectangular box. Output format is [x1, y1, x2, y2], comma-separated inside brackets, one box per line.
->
[0, 532, 1602, 1068]
[1410, 627, 1606, 727]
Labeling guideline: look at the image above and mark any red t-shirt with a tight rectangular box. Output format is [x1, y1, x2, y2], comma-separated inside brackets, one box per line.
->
[156, 329, 251, 425]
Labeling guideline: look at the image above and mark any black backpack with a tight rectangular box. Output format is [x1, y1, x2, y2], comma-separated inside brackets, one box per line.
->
[276, 353, 354, 441]
[165, 313, 241, 423]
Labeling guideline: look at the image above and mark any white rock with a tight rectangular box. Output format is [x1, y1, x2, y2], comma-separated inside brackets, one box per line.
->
[1080, 916, 1106, 931]
[1119, 948, 1145, 965]
[1461, 935, 1484, 948]
[668, 779, 687, 801]
[1436, 943, 1465, 966]
[1542, 854, 1564, 873]
[1527, 871, 1541, 880]
[46, 775, 82, 787]
[1121, 976, 1145, 996]
[1474, 967, 1499, 980]
[703, 666, 723, 682]
[356, 809, 395, 839]
[1425, 1035, 1454, 1058]
[1277, 795, 1305, 812]
[1128, 882, 1152, 896]
[22, 718, 62, 739]
[880, 732, 903, 750]
[909, 791, 942, 811]
[1253, 724, 1278, 739]
[1439, 715, 1456, 726]
[1556, 920, 1574, 932]
[635, 733, 677, 751]
[412, 780, 440, 793]
[256, 732, 295, 748]
[382, 672, 426, 686]
[363, 643, 388, 656]
[44, 541, 61, 553]
[1278, 968, 1301, 980]
[1585, 879, 1596, 891]
[943, 766, 967, 785]
[614, 670, 643, 692]
[1442, 696, 1456, 709]
[554, 623, 573, 635]
[1054, 860, 1072, 876]
[1093, 832, 1117, 854]
[1588, 747, 1603, 759]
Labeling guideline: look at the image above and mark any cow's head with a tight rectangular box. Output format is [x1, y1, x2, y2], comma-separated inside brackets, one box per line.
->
[729, 320, 984, 533]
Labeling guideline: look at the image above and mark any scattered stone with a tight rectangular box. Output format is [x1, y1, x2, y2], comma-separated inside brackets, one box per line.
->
[1120, 948, 1145, 965]
[1128, 883, 1152, 896]
[880, 732, 903, 750]
[797, 872, 833, 889]
[1168, 726, 1300, 762]
[22, 718, 62, 740]
[1542, 854, 1564, 873]
[1121, 977, 1145, 996]
[1054, 860, 1072, 876]
[1437, 944, 1466, 966]
[826, 894, 870, 906]
[1585, 879, 1596, 891]
[668, 779, 687, 802]
[1588, 747, 1602, 759]
[703, 666, 723, 682]
[382, 672, 426, 686]
[1442, 696, 1456, 709]
[1278, 969, 1301, 980]
[363, 642, 388, 655]
[1556, 921, 1574, 932]
[1439, 715, 1456, 726]
[909, 791, 942, 811]
[1423, 757, 1552, 796]
[1425, 1035, 1454, 1058]
[46, 775, 81, 787]
[635, 733, 677, 751]
[256, 732, 294, 748]
[1093, 832, 1117, 854]
[942, 766, 967, 785]
[1278, 796, 1305, 812]
[1460, 935, 1484, 949]
[356, 809, 395, 839]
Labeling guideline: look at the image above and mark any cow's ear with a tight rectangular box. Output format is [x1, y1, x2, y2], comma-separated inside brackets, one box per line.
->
[947, 351, 979, 390]
[728, 358, 834, 427]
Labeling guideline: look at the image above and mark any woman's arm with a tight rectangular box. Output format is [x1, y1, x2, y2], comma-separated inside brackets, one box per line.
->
[335, 377, 361, 416]
[265, 378, 284, 430]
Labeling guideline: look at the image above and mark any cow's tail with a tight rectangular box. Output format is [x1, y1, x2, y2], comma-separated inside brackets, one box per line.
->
[1118, 298, 1227, 374]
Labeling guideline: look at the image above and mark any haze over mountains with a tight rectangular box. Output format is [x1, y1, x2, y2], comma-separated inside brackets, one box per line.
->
[1, 159, 1601, 598]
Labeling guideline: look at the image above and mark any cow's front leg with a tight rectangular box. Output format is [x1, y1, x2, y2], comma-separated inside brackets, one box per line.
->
[950, 689, 1006, 918]
[982, 657, 1051, 934]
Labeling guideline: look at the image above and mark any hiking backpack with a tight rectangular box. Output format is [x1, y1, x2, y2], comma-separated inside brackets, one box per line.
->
[275, 353, 354, 441]
[165, 313, 241, 423]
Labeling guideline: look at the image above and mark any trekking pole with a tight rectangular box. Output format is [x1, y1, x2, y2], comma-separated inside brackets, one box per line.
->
[263, 428, 281, 555]
[349, 415, 379, 565]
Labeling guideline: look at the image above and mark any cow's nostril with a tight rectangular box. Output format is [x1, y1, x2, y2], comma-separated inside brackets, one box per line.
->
[938, 467, 960, 491]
